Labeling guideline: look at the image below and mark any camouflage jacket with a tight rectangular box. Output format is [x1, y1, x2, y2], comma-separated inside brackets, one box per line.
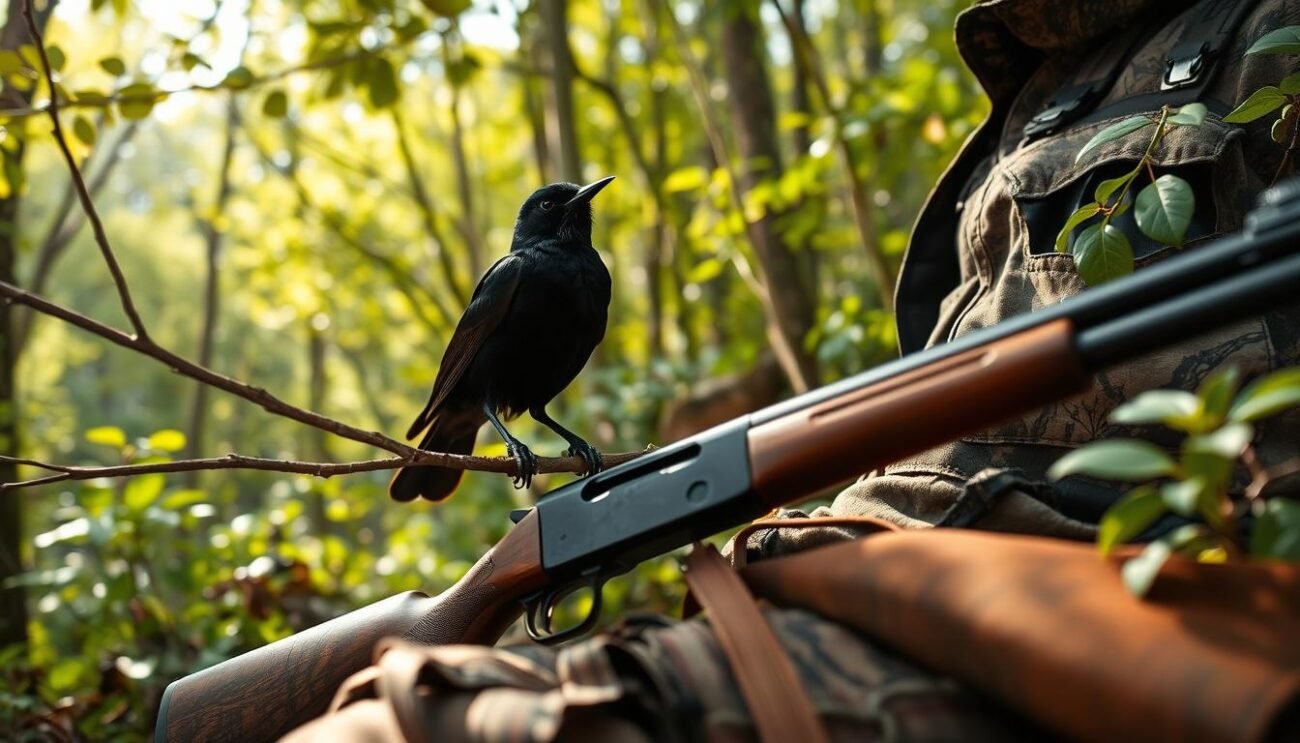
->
[747, 0, 1300, 558]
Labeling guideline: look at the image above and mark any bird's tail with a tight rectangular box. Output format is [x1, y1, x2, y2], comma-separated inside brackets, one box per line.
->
[389, 413, 481, 502]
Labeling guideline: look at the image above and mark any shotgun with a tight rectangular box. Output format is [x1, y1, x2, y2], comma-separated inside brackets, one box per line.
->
[156, 179, 1300, 742]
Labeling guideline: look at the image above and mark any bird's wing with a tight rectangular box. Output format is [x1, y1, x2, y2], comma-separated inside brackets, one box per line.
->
[405, 254, 525, 440]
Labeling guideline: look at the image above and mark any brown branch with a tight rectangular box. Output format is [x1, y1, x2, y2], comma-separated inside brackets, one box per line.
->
[0, 448, 649, 492]
[24, 1, 149, 340]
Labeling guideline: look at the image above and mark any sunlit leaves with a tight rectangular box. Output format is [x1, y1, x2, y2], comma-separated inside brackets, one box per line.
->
[98, 55, 126, 76]
[1135, 174, 1193, 246]
[1166, 102, 1207, 127]
[221, 65, 255, 90]
[1224, 86, 1287, 123]
[1055, 203, 1100, 253]
[1245, 26, 1300, 55]
[1072, 223, 1133, 285]
[1121, 539, 1172, 597]
[85, 425, 127, 448]
[124, 474, 165, 510]
[72, 115, 96, 147]
[262, 89, 288, 119]
[1075, 115, 1151, 163]
[1048, 440, 1177, 481]
[1230, 367, 1300, 422]
[1109, 389, 1200, 427]
[1097, 485, 1164, 554]
[419, 0, 471, 17]
[147, 429, 186, 452]
[117, 82, 157, 120]
[664, 166, 709, 193]
[1252, 499, 1300, 560]
[364, 57, 399, 109]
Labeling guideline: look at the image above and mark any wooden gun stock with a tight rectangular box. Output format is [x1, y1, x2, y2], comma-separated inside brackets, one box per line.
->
[155, 511, 545, 743]
[748, 319, 1090, 505]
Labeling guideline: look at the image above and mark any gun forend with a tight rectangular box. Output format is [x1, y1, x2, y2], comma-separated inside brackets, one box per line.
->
[748, 318, 1089, 503]
[155, 511, 545, 743]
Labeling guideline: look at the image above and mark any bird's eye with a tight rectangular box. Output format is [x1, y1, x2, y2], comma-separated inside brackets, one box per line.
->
[539, 200, 554, 211]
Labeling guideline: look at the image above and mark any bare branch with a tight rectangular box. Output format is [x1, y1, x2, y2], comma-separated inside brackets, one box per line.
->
[0, 448, 650, 492]
[23, 1, 149, 340]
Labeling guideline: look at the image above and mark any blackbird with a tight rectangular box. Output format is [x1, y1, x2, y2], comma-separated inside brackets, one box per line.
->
[389, 177, 615, 502]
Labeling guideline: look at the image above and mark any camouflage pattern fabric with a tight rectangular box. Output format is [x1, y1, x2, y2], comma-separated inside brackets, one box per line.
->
[282, 609, 1038, 742]
[744, 0, 1300, 560]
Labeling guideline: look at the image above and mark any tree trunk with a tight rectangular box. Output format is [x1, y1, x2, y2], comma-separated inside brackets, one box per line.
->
[0, 0, 57, 654]
[442, 27, 486, 280]
[539, 0, 581, 182]
[720, 2, 819, 389]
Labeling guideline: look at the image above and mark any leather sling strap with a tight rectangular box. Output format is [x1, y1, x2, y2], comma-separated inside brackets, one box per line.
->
[683, 544, 829, 743]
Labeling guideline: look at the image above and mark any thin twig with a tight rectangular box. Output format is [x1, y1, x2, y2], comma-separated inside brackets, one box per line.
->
[0, 448, 649, 492]
[24, 0, 149, 340]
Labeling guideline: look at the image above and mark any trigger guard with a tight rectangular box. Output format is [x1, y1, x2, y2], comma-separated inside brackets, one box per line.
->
[522, 572, 606, 645]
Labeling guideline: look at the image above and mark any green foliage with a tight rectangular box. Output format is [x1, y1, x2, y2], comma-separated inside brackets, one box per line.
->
[1062, 104, 1206, 285]
[1223, 26, 1300, 183]
[1245, 26, 1300, 56]
[1051, 366, 1300, 597]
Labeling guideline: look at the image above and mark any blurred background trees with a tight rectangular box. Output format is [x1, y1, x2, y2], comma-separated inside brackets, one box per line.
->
[0, 0, 985, 737]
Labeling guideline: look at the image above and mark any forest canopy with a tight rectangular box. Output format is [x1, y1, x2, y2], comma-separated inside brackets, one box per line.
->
[0, 0, 985, 738]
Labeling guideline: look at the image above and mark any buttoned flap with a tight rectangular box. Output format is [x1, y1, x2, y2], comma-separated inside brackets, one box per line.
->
[1004, 112, 1251, 264]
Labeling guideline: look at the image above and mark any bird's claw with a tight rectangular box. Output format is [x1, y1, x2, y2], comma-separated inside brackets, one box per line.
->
[508, 441, 538, 489]
[564, 439, 604, 477]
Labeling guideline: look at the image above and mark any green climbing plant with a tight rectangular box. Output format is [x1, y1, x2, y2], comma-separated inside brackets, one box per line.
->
[1222, 26, 1300, 184]
[1060, 102, 1207, 286]
[1048, 366, 1300, 597]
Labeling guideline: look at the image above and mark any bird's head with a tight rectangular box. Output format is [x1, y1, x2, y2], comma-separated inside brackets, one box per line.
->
[512, 176, 615, 247]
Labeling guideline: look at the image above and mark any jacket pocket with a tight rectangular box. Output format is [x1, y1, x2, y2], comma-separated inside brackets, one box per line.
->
[1005, 113, 1252, 270]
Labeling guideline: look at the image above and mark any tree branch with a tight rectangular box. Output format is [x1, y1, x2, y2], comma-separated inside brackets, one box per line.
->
[24, 1, 149, 340]
[0, 448, 649, 492]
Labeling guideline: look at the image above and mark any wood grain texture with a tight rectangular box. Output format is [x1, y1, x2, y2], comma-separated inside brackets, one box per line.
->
[157, 511, 545, 742]
[747, 319, 1090, 507]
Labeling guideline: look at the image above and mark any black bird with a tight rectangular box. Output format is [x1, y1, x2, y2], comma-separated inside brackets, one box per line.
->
[389, 177, 615, 502]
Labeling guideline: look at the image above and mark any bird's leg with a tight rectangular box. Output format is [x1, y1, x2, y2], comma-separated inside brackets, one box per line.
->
[530, 407, 603, 476]
[483, 403, 538, 489]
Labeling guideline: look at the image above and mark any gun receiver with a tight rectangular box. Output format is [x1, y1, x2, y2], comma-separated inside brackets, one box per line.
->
[157, 180, 1300, 742]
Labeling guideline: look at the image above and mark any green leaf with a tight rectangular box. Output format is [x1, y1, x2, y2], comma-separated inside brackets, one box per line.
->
[419, 0, 471, 16]
[1223, 86, 1286, 123]
[85, 425, 126, 448]
[1121, 539, 1172, 597]
[262, 89, 288, 118]
[0, 50, 22, 74]
[1166, 102, 1207, 127]
[1245, 26, 1300, 55]
[124, 474, 165, 511]
[1048, 439, 1177, 482]
[1281, 71, 1300, 95]
[1109, 389, 1199, 426]
[1135, 174, 1194, 246]
[1184, 422, 1253, 459]
[147, 429, 186, 452]
[45, 45, 65, 73]
[116, 82, 156, 120]
[1196, 366, 1240, 426]
[48, 658, 86, 693]
[1251, 498, 1300, 561]
[1055, 203, 1101, 253]
[366, 57, 399, 109]
[1230, 367, 1300, 422]
[1095, 167, 1138, 205]
[71, 115, 96, 147]
[161, 488, 206, 510]
[687, 258, 724, 283]
[98, 55, 126, 76]
[1072, 223, 1134, 285]
[222, 65, 254, 89]
[664, 166, 708, 193]
[1159, 478, 1205, 517]
[1098, 485, 1165, 554]
[1075, 115, 1152, 163]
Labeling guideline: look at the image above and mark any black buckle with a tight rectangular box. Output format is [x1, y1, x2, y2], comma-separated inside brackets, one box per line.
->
[1162, 40, 1210, 90]
[1023, 83, 1098, 140]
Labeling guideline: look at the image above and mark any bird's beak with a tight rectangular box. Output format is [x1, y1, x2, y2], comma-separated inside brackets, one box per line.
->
[565, 176, 615, 207]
